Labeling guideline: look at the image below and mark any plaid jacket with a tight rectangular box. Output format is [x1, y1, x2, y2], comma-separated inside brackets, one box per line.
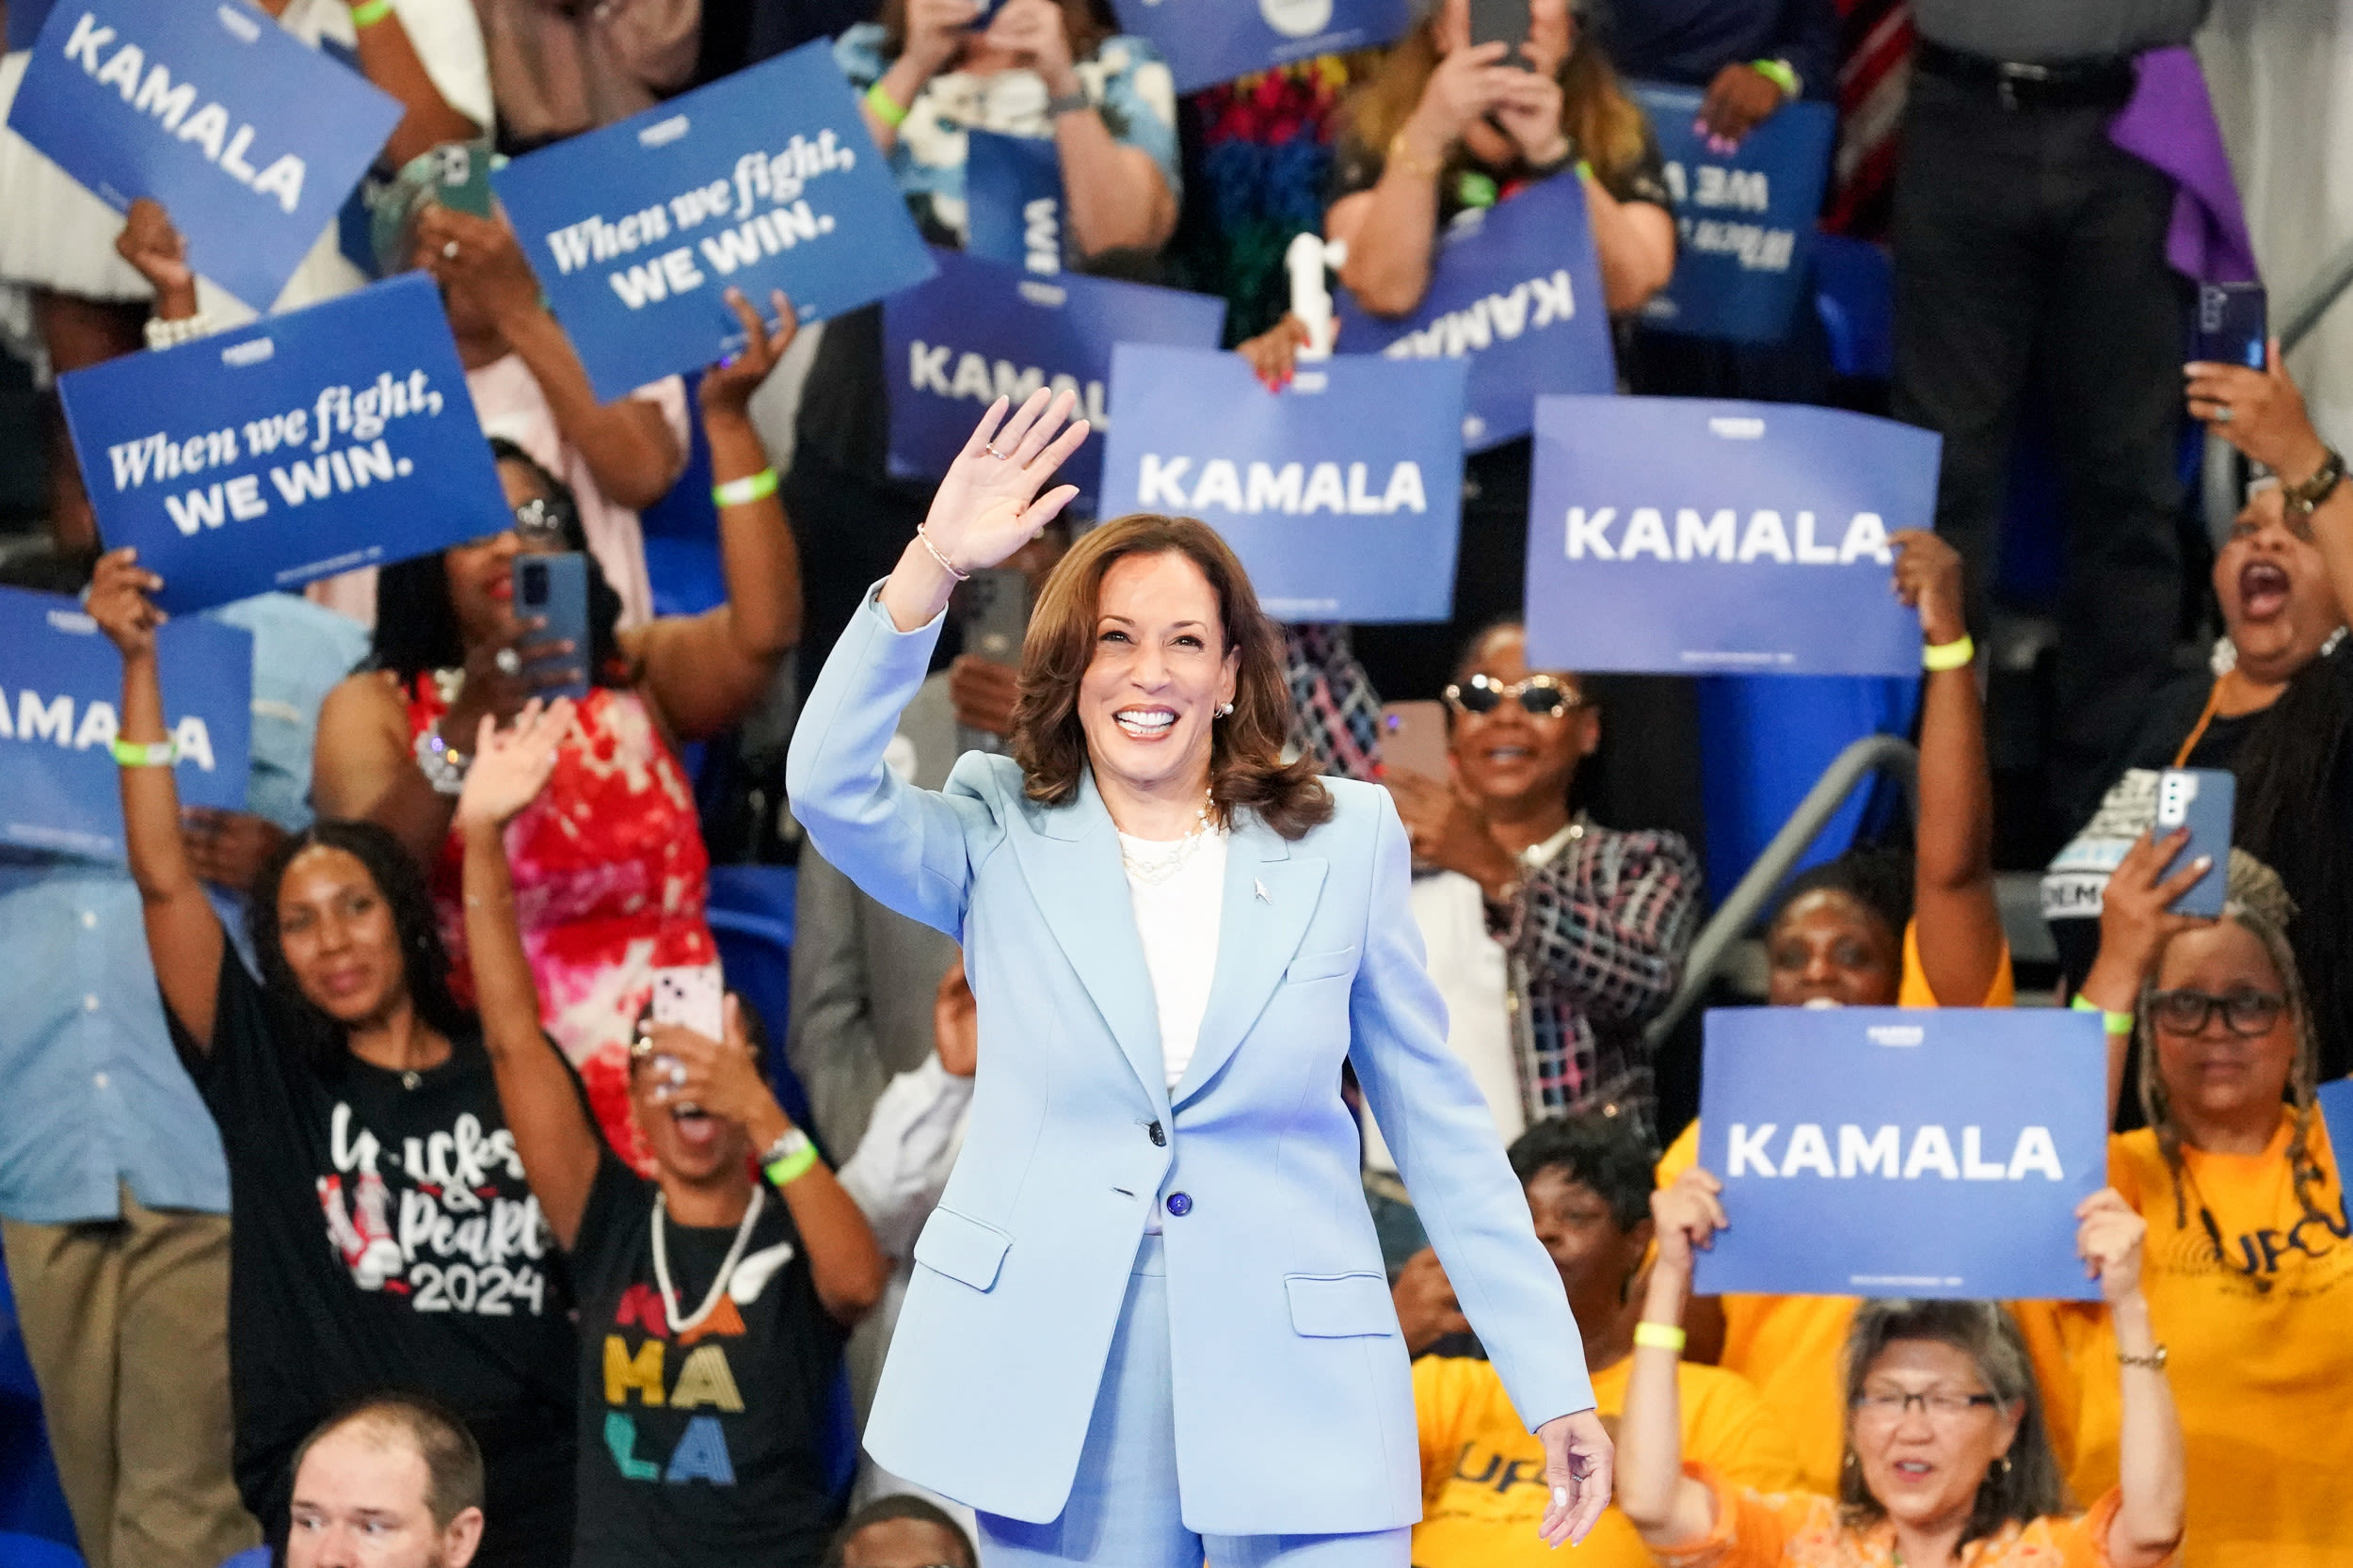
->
[1283, 624, 1702, 1149]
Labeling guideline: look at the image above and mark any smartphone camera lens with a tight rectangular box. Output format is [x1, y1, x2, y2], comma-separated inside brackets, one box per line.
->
[521, 562, 547, 601]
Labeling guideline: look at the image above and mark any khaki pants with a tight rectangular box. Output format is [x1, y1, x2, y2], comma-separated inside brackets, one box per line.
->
[2, 1189, 257, 1568]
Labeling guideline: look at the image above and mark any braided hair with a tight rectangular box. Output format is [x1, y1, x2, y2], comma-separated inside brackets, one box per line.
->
[2135, 851, 2334, 1260]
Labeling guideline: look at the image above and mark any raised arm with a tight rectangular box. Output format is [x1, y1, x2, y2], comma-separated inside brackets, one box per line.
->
[91, 551, 229, 1048]
[2074, 828, 2211, 1124]
[453, 699, 603, 1250]
[784, 391, 1088, 934]
[354, 1, 485, 168]
[626, 289, 804, 742]
[1894, 530, 2005, 1008]
[1619, 1165, 1730, 1547]
[1347, 789, 1609, 1547]
[2078, 1190, 2185, 1568]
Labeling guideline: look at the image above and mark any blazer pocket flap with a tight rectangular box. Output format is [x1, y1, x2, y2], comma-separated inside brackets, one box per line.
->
[1285, 1272, 1396, 1337]
[913, 1208, 1013, 1292]
[1284, 945, 1360, 984]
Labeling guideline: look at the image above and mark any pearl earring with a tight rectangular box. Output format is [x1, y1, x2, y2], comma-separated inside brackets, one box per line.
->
[1217, 701, 1234, 718]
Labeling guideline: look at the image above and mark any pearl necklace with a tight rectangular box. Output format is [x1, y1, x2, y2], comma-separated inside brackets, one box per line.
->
[1118, 795, 1218, 887]
[650, 1185, 765, 1335]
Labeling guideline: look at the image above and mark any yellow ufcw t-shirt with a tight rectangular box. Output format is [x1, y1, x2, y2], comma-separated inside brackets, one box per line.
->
[2065, 1112, 2353, 1568]
[1412, 1352, 1801, 1568]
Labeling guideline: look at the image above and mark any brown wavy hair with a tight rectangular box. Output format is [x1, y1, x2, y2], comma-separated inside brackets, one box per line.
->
[1341, 15, 1650, 187]
[1009, 514, 1333, 840]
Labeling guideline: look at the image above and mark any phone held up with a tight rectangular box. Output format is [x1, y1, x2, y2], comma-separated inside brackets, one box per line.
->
[2193, 281, 2266, 372]
[2154, 767, 2234, 920]
[513, 552, 591, 702]
[958, 567, 1032, 756]
[1467, 0, 1533, 69]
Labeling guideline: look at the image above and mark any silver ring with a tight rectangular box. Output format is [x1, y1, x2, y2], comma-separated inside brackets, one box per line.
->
[985, 443, 1012, 461]
[442, 240, 460, 261]
[2212, 404, 2234, 424]
[495, 648, 522, 677]
[668, 1063, 687, 1087]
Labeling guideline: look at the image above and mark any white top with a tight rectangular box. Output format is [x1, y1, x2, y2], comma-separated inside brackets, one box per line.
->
[1364, 820, 1584, 1176]
[1118, 825, 1229, 1091]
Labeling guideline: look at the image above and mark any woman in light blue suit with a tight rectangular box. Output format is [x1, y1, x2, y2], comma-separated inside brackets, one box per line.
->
[785, 390, 1612, 1566]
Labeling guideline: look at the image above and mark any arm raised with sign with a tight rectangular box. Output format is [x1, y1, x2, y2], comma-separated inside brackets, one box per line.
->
[349, 2, 485, 168]
[89, 549, 228, 1047]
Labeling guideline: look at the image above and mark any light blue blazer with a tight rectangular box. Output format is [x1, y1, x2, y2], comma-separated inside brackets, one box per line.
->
[785, 591, 1595, 1534]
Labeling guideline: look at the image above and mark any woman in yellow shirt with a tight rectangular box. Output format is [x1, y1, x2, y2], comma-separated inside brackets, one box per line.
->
[1616, 1169, 2185, 1568]
[2069, 842, 2353, 1567]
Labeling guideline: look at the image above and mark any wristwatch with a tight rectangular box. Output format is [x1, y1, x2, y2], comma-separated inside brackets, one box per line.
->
[2281, 447, 2346, 520]
[1046, 88, 1091, 118]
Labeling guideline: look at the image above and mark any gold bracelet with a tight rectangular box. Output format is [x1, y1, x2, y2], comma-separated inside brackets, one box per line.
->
[1386, 128, 1447, 181]
[2118, 1344, 2169, 1370]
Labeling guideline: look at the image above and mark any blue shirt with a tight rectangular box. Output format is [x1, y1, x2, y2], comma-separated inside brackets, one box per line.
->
[0, 593, 365, 1224]
[1600, 0, 1836, 100]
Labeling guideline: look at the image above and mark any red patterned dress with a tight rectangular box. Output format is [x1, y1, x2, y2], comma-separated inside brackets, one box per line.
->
[408, 678, 716, 1173]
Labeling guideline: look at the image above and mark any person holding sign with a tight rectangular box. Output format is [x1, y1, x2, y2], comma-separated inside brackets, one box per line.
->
[786, 388, 1615, 1562]
[1321, 0, 1673, 699]
[1617, 1172, 2185, 1568]
[88, 548, 579, 1568]
[452, 701, 887, 1567]
[789, 0, 1180, 670]
[2067, 846, 2353, 1563]
[312, 287, 801, 1172]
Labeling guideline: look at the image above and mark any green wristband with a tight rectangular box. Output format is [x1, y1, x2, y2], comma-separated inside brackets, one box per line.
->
[712, 468, 779, 508]
[349, 0, 396, 27]
[112, 739, 177, 768]
[864, 80, 910, 128]
[2072, 993, 2135, 1035]
[1750, 57, 1799, 98]
[763, 1142, 821, 1188]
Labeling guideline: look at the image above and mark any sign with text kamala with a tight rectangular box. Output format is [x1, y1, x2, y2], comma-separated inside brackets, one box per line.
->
[7, 0, 402, 311]
[1694, 1007, 2106, 1302]
[1632, 81, 1835, 344]
[491, 40, 936, 401]
[883, 248, 1225, 507]
[1097, 344, 1465, 620]
[0, 587, 250, 860]
[1524, 397, 1938, 676]
[1110, 0, 1411, 96]
[58, 274, 509, 614]
[1335, 174, 1613, 453]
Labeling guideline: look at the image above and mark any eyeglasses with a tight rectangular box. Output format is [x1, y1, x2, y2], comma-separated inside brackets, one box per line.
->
[2150, 986, 2287, 1037]
[463, 499, 569, 552]
[1442, 672, 1584, 719]
[1851, 1388, 2002, 1425]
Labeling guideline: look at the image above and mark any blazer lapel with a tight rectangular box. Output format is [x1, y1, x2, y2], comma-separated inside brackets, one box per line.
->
[1172, 810, 1327, 1108]
[1003, 771, 1171, 1119]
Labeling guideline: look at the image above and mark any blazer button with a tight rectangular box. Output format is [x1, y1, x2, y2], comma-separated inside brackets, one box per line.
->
[1147, 1121, 1167, 1146]
[1165, 1192, 1192, 1217]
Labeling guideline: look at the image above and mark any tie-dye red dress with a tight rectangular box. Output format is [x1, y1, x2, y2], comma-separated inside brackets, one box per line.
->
[409, 678, 716, 1174]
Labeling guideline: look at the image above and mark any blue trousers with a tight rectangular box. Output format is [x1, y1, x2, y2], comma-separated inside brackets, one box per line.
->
[977, 1235, 1412, 1568]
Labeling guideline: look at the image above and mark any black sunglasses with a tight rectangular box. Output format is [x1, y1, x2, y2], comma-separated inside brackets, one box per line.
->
[1443, 673, 1584, 719]
[2150, 986, 2287, 1037]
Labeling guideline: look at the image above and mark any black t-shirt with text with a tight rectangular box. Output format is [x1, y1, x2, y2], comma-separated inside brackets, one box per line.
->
[569, 1155, 849, 1567]
[181, 951, 577, 1567]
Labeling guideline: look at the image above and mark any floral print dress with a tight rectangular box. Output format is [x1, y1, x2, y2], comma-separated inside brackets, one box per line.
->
[409, 678, 716, 1173]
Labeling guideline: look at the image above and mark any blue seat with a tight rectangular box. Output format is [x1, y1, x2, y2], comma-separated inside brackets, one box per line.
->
[0, 1261, 78, 1559]
[703, 866, 814, 1141]
[1813, 233, 1895, 382]
[0, 1533, 82, 1568]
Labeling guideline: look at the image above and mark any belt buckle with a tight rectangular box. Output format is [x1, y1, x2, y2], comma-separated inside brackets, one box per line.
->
[1995, 59, 2049, 110]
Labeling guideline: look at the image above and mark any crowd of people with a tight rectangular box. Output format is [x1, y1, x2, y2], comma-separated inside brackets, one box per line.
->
[3, 0, 2350, 1563]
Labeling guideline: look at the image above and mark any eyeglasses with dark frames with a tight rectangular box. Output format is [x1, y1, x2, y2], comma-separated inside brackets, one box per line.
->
[2149, 986, 2287, 1037]
[1442, 672, 1584, 720]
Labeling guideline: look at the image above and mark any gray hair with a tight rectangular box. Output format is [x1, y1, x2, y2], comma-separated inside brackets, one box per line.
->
[1837, 1300, 2068, 1538]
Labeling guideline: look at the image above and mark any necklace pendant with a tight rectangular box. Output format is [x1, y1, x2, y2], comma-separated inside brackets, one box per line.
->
[401, 1070, 421, 1091]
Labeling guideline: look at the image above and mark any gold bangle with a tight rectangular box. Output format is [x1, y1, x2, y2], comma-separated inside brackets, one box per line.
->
[1634, 1320, 1687, 1354]
[2118, 1344, 2168, 1370]
[1386, 128, 1447, 181]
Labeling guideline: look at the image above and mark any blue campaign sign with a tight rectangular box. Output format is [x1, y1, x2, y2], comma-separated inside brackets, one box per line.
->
[6, 0, 402, 312]
[57, 273, 511, 614]
[1630, 82, 1835, 344]
[2320, 1080, 2353, 1177]
[965, 130, 1064, 275]
[491, 39, 937, 401]
[1335, 175, 1614, 453]
[882, 248, 1225, 507]
[1096, 344, 1465, 621]
[8, 0, 61, 52]
[1110, 0, 1410, 96]
[0, 586, 251, 861]
[1694, 1007, 2108, 1302]
[1523, 395, 1939, 677]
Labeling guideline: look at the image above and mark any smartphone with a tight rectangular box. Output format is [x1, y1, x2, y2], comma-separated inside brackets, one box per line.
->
[650, 964, 727, 1041]
[1467, 0, 1531, 69]
[1379, 700, 1449, 785]
[2193, 281, 2267, 370]
[2153, 767, 2234, 919]
[968, 0, 1006, 25]
[957, 567, 1032, 756]
[370, 137, 496, 275]
[513, 552, 590, 702]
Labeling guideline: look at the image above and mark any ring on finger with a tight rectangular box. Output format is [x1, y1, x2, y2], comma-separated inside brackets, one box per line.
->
[495, 648, 523, 677]
[668, 1063, 687, 1086]
[2213, 405, 2234, 423]
[442, 240, 460, 260]
[984, 443, 1012, 461]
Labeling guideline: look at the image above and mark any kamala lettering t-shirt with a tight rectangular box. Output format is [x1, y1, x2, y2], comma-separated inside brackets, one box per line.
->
[570, 1155, 850, 1567]
[181, 950, 576, 1566]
